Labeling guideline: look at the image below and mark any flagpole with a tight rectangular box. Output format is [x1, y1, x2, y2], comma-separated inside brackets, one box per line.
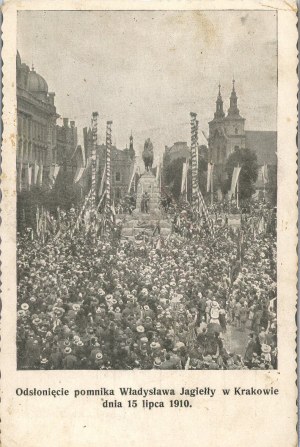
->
[210, 162, 214, 206]
[237, 163, 240, 209]
[263, 163, 266, 201]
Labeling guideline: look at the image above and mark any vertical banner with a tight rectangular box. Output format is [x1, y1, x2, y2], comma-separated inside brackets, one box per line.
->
[128, 163, 136, 193]
[230, 166, 241, 198]
[181, 161, 187, 194]
[33, 161, 39, 185]
[91, 112, 99, 209]
[105, 121, 113, 217]
[207, 162, 212, 192]
[190, 112, 198, 205]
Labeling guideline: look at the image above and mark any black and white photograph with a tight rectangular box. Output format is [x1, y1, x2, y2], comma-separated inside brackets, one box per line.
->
[16, 10, 278, 371]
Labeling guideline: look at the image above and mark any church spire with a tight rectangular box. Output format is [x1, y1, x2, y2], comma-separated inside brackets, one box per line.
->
[214, 83, 225, 119]
[129, 131, 135, 160]
[228, 78, 240, 116]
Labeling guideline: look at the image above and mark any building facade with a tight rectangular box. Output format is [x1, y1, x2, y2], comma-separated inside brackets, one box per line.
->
[17, 51, 59, 192]
[208, 81, 246, 184]
[208, 81, 277, 195]
[82, 128, 136, 201]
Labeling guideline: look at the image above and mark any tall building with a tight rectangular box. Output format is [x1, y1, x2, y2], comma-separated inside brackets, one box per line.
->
[208, 80, 277, 191]
[16, 51, 59, 192]
[208, 81, 246, 183]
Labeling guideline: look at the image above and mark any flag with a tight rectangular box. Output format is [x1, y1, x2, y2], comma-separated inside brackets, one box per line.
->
[36, 207, 40, 236]
[128, 164, 136, 193]
[207, 163, 214, 192]
[38, 164, 44, 187]
[53, 165, 60, 180]
[27, 164, 32, 189]
[99, 166, 106, 196]
[230, 166, 241, 198]
[261, 163, 269, 183]
[181, 162, 188, 194]
[74, 167, 85, 183]
[34, 161, 39, 185]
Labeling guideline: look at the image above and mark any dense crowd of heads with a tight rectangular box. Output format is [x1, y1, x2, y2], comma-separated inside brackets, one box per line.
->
[17, 198, 277, 370]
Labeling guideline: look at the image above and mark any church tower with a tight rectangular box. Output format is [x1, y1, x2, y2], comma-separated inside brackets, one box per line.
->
[128, 132, 135, 160]
[214, 83, 225, 119]
[227, 79, 239, 116]
[224, 79, 246, 154]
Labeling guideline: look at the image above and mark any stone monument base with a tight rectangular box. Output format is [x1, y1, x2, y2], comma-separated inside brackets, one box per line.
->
[121, 170, 172, 240]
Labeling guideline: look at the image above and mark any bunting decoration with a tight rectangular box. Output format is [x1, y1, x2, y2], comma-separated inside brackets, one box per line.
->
[190, 112, 214, 236]
[105, 120, 113, 220]
[91, 112, 99, 208]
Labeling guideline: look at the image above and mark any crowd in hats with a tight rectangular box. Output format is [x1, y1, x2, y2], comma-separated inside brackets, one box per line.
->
[17, 198, 277, 370]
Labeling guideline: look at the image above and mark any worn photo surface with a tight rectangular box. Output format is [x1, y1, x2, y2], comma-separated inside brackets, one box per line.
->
[16, 10, 278, 371]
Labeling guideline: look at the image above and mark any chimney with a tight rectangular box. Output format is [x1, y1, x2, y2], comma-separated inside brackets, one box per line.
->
[63, 118, 69, 127]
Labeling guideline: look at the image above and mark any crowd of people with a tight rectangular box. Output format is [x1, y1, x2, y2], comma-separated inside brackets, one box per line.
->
[17, 196, 277, 370]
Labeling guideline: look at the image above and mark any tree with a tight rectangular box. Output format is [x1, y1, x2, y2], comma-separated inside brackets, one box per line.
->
[225, 147, 259, 200]
[164, 157, 186, 199]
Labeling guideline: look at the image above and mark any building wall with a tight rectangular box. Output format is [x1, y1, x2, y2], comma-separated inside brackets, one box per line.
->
[16, 52, 58, 192]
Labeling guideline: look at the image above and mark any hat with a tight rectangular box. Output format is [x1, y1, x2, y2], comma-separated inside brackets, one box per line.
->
[21, 303, 29, 311]
[72, 304, 80, 311]
[154, 357, 162, 367]
[18, 310, 26, 317]
[64, 347, 72, 354]
[136, 325, 145, 333]
[40, 358, 48, 364]
[96, 352, 103, 360]
[144, 305, 150, 311]
[261, 344, 271, 353]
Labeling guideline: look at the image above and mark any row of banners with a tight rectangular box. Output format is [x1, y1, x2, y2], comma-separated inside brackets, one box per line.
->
[181, 161, 269, 198]
[19, 162, 61, 191]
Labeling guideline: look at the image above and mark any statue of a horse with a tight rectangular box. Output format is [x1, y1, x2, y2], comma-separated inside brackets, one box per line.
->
[142, 138, 154, 172]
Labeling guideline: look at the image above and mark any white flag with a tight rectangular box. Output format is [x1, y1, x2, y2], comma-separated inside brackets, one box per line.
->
[230, 166, 241, 198]
[28, 165, 32, 188]
[181, 162, 187, 193]
[262, 164, 268, 183]
[207, 163, 214, 192]
[34, 162, 39, 185]
[99, 166, 106, 196]
[74, 167, 85, 183]
[38, 164, 44, 186]
[128, 164, 136, 193]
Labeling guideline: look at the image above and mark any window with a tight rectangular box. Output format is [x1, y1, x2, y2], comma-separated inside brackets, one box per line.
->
[235, 127, 238, 134]
[217, 146, 220, 162]
[115, 172, 121, 182]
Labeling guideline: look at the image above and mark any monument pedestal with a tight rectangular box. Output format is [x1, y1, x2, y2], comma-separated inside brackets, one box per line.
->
[121, 171, 172, 240]
[134, 171, 160, 214]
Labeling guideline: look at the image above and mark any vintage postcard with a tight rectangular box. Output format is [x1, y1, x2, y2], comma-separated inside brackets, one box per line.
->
[1, 1, 298, 446]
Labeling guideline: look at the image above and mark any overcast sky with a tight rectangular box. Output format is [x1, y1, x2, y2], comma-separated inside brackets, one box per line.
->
[18, 10, 277, 162]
